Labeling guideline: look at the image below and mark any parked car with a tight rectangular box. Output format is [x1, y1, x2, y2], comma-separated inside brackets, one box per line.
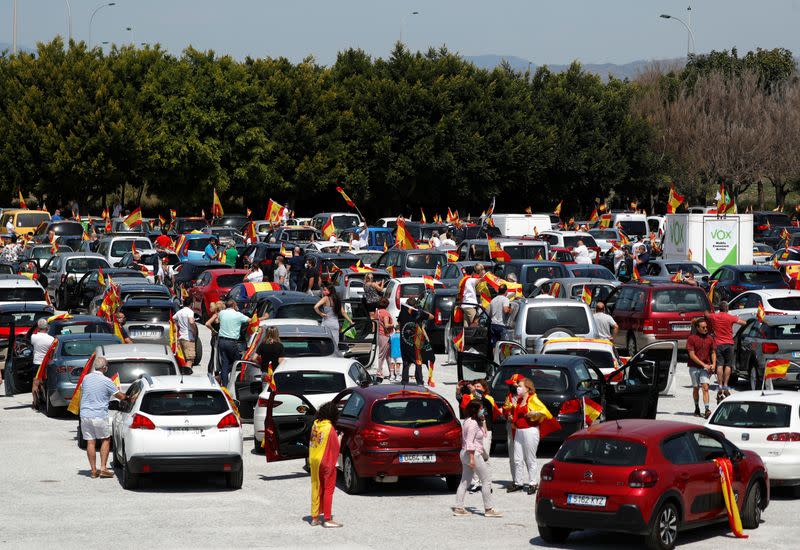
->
[188, 268, 247, 320]
[118, 296, 180, 347]
[510, 297, 598, 353]
[708, 390, 800, 492]
[384, 277, 445, 320]
[733, 315, 800, 390]
[214, 214, 250, 230]
[224, 281, 283, 313]
[170, 260, 228, 294]
[339, 227, 395, 251]
[95, 236, 155, 267]
[252, 291, 321, 322]
[536, 278, 620, 306]
[606, 283, 711, 355]
[172, 216, 208, 235]
[752, 243, 776, 265]
[112, 374, 244, 490]
[708, 265, 787, 305]
[0, 304, 55, 393]
[588, 228, 625, 253]
[0, 276, 48, 307]
[0, 209, 51, 236]
[758, 226, 800, 249]
[419, 287, 459, 353]
[175, 233, 217, 262]
[266, 225, 319, 244]
[455, 238, 549, 262]
[63, 268, 146, 310]
[310, 212, 362, 236]
[373, 249, 447, 278]
[753, 210, 792, 242]
[32, 220, 84, 243]
[727, 289, 800, 325]
[491, 260, 569, 297]
[330, 267, 391, 301]
[538, 231, 601, 262]
[40, 252, 110, 309]
[19, 244, 74, 269]
[88, 283, 173, 316]
[565, 264, 615, 281]
[262, 385, 463, 494]
[535, 419, 768, 549]
[642, 260, 710, 288]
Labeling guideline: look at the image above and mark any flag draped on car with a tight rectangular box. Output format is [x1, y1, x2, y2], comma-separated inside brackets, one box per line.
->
[395, 217, 416, 250]
[713, 457, 748, 538]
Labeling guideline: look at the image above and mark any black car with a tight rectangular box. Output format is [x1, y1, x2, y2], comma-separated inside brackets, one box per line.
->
[760, 226, 800, 249]
[305, 252, 360, 286]
[438, 261, 488, 289]
[419, 287, 458, 353]
[753, 211, 792, 242]
[214, 214, 250, 230]
[252, 291, 319, 320]
[171, 260, 228, 294]
[32, 220, 84, 243]
[89, 282, 173, 315]
[235, 242, 286, 277]
[1, 303, 55, 394]
[63, 268, 146, 310]
[172, 217, 209, 235]
[401, 222, 450, 243]
[119, 296, 180, 346]
[450, 223, 502, 244]
[492, 260, 570, 297]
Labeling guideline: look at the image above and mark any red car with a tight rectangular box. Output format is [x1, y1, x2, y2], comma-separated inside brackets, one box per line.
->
[188, 268, 248, 320]
[536, 419, 768, 550]
[263, 385, 463, 494]
[606, 282, 711, 356]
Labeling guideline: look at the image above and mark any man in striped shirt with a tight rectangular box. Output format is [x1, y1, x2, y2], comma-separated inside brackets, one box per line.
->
[80, 357, 127, 479]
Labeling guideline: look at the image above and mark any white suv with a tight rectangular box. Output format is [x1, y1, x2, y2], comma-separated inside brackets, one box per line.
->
[112, 374, 244, 490]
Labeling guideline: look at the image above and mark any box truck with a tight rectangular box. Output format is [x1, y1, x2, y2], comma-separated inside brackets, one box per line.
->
[662, 214, 754, 271]
[490, 214, 551, 238]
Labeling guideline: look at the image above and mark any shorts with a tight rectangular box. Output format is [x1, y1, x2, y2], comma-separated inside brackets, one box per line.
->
[463, 307, 478, 325]
[80, 417, 111, 440]
[716, 344, 734, 366]
[391, 356, 402, 364]
[179, 339, 196, 365]
[689, 367, 711, 387]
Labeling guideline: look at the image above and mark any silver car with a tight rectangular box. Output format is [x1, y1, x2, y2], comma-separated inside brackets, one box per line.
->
[40, 252, 111, 310]
[509, 296, 599, 353]
[734, 315, 800, 390]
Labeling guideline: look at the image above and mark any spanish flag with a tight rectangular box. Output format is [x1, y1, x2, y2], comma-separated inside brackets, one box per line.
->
[383, 240, 389, 252]
[434, 264, 442, 280]
[395, 217, 416, 250]
[526, 393, 561, 438]
[670, 270, 683, 283]
[221, 386, 241, 419]
[123, 207, 143, 228]
[446, 208, 458, 223]
[48, 313, 73, 322]
[131, 241, 138, 254]
[158, 214, 166, 226]
[553, 200, 562, 216]
[549, 282, 562, 297]
[452, 330, 465, 352]
[265, 199, 285, 222]
[632, 263, 642, 282]
[781, 227, 791, 243]
[321, 217, 335, 240]
[82, 231, 91, 241]
[765, 359, 790, 380]
[280, 243, 289, 257]
[583, 396, 603, 426]
[535, 250, 543, 260]
[420, 208, 427, 223]
[244, 221, 257, 243]
[446, 250, 459, 263]
[34, 339, 59, 381]
[111, 372, 121, 388]
[67, 353, 96, 416]
[50, 238, 59, 255]
[666, 183, 685, 213]
[757, 302, 765, 323]
[18, 189, 27, 209]
[599, 214, 612, 229]
[423, 275, 435, 290]
[713, 457, 748, 538]
[581, 285, 592, 305]
[168, 312, 188, 367]
[246, 312, 259, 337]
[488, 236, 511, 262]
[707, 279, 718, 304]
[335, 186, 356, 209]
[97, 267, 106, 287]
[589, 208, 599, 223]
[170, 209, 177, 219]
[212, 189, 224, 218]
[101, 207, 109, 220]
[616, 225, 631, 245]
[113, 317, 125, 341]
[265, 361, 277, 392]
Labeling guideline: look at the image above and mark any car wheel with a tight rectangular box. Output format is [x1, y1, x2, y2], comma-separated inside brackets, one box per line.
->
[627, 332, 638, 356]
[226, 466, 244, 490]
[77, 420, 87, 450]
[749, 362, 762, 391]
[538, 525, 571, 544]
[43, 386, 63, 418]
[342, 452, 365, 494]
[193, 337, 203, 366]
[54, 289, 63, 310]
[646, 501, 678, 550]
[740, 482, 763, 529]
[121, 449, 139, 490]
[445, 475, 461, 492]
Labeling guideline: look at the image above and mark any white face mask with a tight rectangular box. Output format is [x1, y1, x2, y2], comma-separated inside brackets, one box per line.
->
[516, 386, 525, 396]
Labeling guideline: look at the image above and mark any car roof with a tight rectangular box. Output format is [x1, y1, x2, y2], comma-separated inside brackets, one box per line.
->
[145, 375, 220, 390]
[578, 419, 706, 442]
[501, 259, 561, 266]
[57, 252, 106, 258]
[526, 297, 590, 307]
[542, 337, 615, 349]
[725, 264, 777, 272]
[501, 354, 588, 368]
[742, 289, 800, 298]
[553, 277, 618, 286]
[118, 282, 170, 291]
[429, 287, 459, 296]
[273, 324, 330, 337]
[714, 390, 800, 405]
[258, 291, 318, 305]
[0, 277, 42, 287]
[50, 315, 108, 325]
[0, 303, 53, 313]
[56, 332, 121, 343]
[121, 297, 175, 307]
[353, 384, 445, 401]
[566, 264, 611, 271]
[276, 357, 357, 373]
[390, 277, 445, 285]
[97, 343, 173, 359]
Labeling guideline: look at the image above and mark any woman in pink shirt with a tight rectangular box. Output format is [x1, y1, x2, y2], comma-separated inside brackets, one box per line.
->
[452, 400, 503, 517]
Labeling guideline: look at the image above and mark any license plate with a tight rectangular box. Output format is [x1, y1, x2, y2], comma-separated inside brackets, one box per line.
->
[672, 324, 691, 332]
[567, 494, 607, 507]
[166, 428, 204, 436]
[399, 453, 435, 464]
[132, 330, 160, 338]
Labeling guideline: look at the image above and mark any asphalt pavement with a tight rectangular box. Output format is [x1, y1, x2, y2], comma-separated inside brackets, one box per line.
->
[1, 323, 799, 549]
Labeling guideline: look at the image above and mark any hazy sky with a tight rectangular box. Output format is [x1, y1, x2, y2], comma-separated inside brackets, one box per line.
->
[3, 0, 800, 65]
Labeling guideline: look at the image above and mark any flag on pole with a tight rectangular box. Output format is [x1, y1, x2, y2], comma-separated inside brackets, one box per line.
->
[321, 217, 335, 240]
[265, 199, 285, 222]
[123, 207, 143, 228]
[670, 270, 683, 283]
[335, 186, 356, 209]
[632, 264, 642, 282]
[212, 189, 224, 218]
[446, 250, 459, 262]
[434, 264, 442, 280]
[170, 209, 177, 219]
[246, 312, 259, 337]
[265, 361, 277, 392]
[487, 236, 511, 262]
[549, 282, 562, 297]
[244, 221, 257, 243]
[420, 208, 426, 223]
[589, 208, 599, 222]
[707, 280, 718, 305]
[111, 372, 121, 388]
[169, 312, 188, 367]
[18, 190, 27, 209]
[599, 214, 612, 229]
[34, 339, 59, 382]
[67, 353, 96, 415]
[423, 275, 435, 290]
[688, 248, 693, 261]
[765, 359, 790, 380]
[553, 200, 562, 216]
[667, 183, 685, 213]
[395, 217, 416, 249]
[757, 302, 765, 323]
[581, 285, 592, 305]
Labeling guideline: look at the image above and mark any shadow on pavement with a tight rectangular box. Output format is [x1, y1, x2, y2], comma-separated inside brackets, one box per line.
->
[259, 472, 308, 482]
[529, 521, 732, 547]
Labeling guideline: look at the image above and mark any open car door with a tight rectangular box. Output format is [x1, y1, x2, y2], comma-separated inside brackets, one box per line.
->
[599, 340, 677, 420]
[263, 392, 317, 463]
[340, 299, 377, 368]
[457, 350, 499, 383]
[493, 340, 527, 365]
[227, 359, 263, 421]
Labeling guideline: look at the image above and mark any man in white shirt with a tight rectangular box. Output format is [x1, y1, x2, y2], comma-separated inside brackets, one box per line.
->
[273, 256, 288, 289]
[6, 218, 15, 238]
[173, 302, 197, 366]
[30, 318, 55, 409]
[429, 231, 441, 248]
[593, 302, 618, 341]
[462, 264, 485, 325]
[439, 232, 456, 247]
[573, 240, 591, 264]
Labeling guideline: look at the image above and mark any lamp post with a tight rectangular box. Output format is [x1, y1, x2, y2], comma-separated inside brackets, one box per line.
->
[400, 11, 419, 44]
[660, 13, 695, 57]
[89, 2, 116, 47]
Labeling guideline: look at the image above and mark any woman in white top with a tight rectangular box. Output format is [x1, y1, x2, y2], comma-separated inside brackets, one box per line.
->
[245, 264, 263, 283]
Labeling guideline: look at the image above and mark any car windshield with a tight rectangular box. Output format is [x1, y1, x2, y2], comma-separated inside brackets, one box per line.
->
[110, 240, 152, 255]
[492, 366, 569, 392]
[332, 215, 360, 230]
[617, 221, 648, 236]
[564, 236, 598, 248]
[61, 340, 107, 356]
[525, 307, 590, 335]
[569, 284, 614, 303]
[15, 213, 50, 227]
[740, 271, 783, 284]
[282, 229, 315, 241]
[589, 230, 618, 240]
[106, 361, 175, 384]
[65, 258, 108, 272]
[54, 322, 112, 335]
[710, 401, 791, 428]
[503, 245, 547, 260]
[371, 398, 453, 427]
[216, 274, 245, 288]
[406, 254, 444, 269]
[179, 219, 208, 232]
[665, 263, 707, 275]
[762, 213, 791, 227]
[281, 337, 335, 357]
[526, 265, 568, 282]
[0, 287, 45, 302]
[651, 289, 709, 312]
[569, 267, 614, 280]
[544, 348, 615, 371]
[556, 437, 647, 466]
[140, 390, 229, 416]
[767, 297, 800, 310]
[766, 323, 800, 339]
[187, 238, 213, 251]
[274, 304, 318, 320]
[32, 247, 61, 259]
[122, 306, 173, 322]
[0, 311, 49, 326]
[273, 371, 346, 394]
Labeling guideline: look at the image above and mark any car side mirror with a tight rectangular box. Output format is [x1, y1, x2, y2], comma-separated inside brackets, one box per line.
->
[108, 400, 120, 411]
[701, 276, 709, 283]
[732, 449, 745, 463]
[179, 367, 193, 376]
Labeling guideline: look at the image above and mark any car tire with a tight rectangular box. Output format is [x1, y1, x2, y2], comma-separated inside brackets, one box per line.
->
[538, 525, 571, 544]
[541, 327, 575, 341]
[226, 467, 244, 490]
[627, 332, 639, 356]
[194, 337, 203, 366]
[43, 386, 64, 418]
[445, 475, 460, 492]
[646, 501, 679, 550]
[342, 452, 365, 495]
[77, 421, 87, 450]
[54, 289, 63, 311]
[740, 482, 763, 530]
[121, 449, 139, 490]
[749, 362, 762, 391]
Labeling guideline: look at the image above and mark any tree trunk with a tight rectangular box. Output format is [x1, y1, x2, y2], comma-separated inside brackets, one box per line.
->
[757, 180, 765, 210]
[773, 179, 787, 210]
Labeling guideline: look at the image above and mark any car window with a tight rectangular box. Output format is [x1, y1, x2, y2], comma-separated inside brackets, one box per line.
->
[710, 401, 791, 428]
[741, 270, 783, 285]
[400, 284, 425, 299]
[661, 433, 700, 465]
[744, 294, 762, 309]
[61, 340, 107, 356]
[728, 294, 747, 310]
[652, 289, 710, 313]
[766, 323, 800, 339]
[106, 360, 175, 384]
[556, 437, 647, 466]
[525, 265, 567, 282]
[121, 306, 173, 322]
[340, 392, 365, 418]
[544, 348, 615, 371]
[406, 253, 444, 269]
[525, 307, 590, 335]
[691, 431, 726, 461]
[614, 287, 635, 311]
[65, 258, 108, 272]
[370, 398, 453, 426]
[139, 390, 228, 416]
[273, 371, 346, 394]
[491, 366, 569, 392]
[664, 263, 707, 275]
[54, 323, 112, 335]
[0, 287, 46, 302]
[767, 297, 800, 310]
[719, 269, 734, 282]
[631, 290, 647, 312]
[281, 336, 335, 357]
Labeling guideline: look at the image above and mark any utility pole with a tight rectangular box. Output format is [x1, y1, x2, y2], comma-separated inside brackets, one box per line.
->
[12, 0, 18, 54]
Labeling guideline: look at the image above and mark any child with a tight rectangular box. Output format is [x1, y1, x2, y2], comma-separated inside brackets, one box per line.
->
[389, 326, 401, 381]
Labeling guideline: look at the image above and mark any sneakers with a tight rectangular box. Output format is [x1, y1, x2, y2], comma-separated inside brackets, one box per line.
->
[468, 483, 481, 493]
[716, 391, 724, 404]
[693, 406, 702, 417]
[484, 509, 503, 518]
[527, 484, 538, 495]
[506, 484, 523, 493]
[322, 520, 343, 528]
[704, 408, 712, 419]
[452, 507, 469, 516]
[309, 518, 320, 526]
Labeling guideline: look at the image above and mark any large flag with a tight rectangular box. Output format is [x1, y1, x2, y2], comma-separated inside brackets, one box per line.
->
[526, 393, 561, 438]
[212, 189, 224, 218]
[67, 353, 96, 415]
[34, 339, 59, 382]
[581, 285, 592, 305]
[583, 396, 603, 426]
[335, 186, 356, 209]
[713, 457, 748, 538]
[666, 183, 685, 213]
[246, 312, 259, 337]
[765, 359, 790, 380]
[487, 236, 511, 262]
[18, 189, 27, 209]
[169, 312, 188, 367]
[553, 200, 562, 216]
[588, 208, 599, 223]
[265, 199, 285, 222]
[452, 330, 465, 352]
[321, 217, 336, 240]
[123, 207, 143, 228]
[395, 217, 416, 250]
[707, 279, 718, 304]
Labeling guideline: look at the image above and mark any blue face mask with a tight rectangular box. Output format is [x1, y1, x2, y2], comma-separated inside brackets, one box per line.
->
[474, 389, 484, 398]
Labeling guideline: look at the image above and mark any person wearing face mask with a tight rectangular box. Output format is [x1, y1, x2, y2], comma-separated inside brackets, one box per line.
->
[458, 379, 502, 493]
[512, 377, 552, 495]
[502, 373, 524, 492]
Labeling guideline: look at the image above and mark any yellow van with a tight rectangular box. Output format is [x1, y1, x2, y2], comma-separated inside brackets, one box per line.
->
[0, 209, 52, 236]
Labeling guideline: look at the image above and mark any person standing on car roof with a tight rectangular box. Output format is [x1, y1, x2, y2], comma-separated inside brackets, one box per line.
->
[687, 317, 716, 419]
[30, 318, 55, 409]
[705, 301, 747, 403]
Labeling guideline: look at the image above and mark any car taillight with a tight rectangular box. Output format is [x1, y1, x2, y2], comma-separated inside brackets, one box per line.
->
[403, 271, 411, 277]
[642, 321, 654, 334]
[729, 285, 746, 294]
[766, 432, 800, 442]
[628, 468, 658, 488]
[359, 427, 390, 445]
[541, 461, 555, 481]
[217, 413, 240, 429]
[559, 398, 580, 414]
[756, 224, 769, 231]
[257, 398, 270, 407]
[130, 414, 156, 430]
[434, 308, 443, 325]
[762, 342, 779, 354]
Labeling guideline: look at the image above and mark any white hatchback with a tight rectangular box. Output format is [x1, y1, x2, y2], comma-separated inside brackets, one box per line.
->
[707, 390, 800, 490]
[112, 374, 243, 490]
[384, 277, 444, 320]
[727, 289, 800, 331]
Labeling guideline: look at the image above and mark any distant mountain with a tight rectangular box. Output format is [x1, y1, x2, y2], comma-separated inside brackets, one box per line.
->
[465, 54, 686, 81]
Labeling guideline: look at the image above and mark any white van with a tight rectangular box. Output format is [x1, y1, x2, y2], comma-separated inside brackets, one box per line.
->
[610, 212, 648, 239]
[490, 214, 552, 238]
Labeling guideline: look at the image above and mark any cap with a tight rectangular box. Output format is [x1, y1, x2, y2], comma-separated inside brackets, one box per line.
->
[504, 373, 524, 385]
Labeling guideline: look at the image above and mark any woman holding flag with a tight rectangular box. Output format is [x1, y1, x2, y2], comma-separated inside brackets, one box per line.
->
[513, 377, 556, 495]
[308, 401, 343, 527]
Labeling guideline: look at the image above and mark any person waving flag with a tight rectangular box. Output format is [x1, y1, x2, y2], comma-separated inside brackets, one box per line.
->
[212, 189, 224, 218]
[18, 190, 27, 209]
[667, 183, 685, 213]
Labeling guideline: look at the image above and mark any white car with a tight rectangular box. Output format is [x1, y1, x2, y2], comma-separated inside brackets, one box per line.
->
[588, 228, 624, 253]
[96, 236, 155, 267]
[304, 240, 354, 253]
[111, 374, 244, 490]
[728, 289, 800, 328]
[251, 357, 372, 450]
[538, 231, 600, 261]
[0, 276, 48, 306]
[384, 277, 444, 320]
[707, 390, 800, 490]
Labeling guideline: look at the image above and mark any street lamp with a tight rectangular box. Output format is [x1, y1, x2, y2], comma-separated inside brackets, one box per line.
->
[400, 11, 419, 44]
[660, 13, 695, 57]
[89, 2, 116, 47]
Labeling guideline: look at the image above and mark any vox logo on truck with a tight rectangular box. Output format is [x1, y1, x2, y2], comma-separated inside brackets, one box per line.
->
[710, 229, 732, 240]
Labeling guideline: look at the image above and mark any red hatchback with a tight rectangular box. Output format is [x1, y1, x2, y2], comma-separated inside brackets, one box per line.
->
[606, 282, 711, 356]
[188, 268, 247, 320]
[263, 385, 463, 494]
[536, 419, 768, 550]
